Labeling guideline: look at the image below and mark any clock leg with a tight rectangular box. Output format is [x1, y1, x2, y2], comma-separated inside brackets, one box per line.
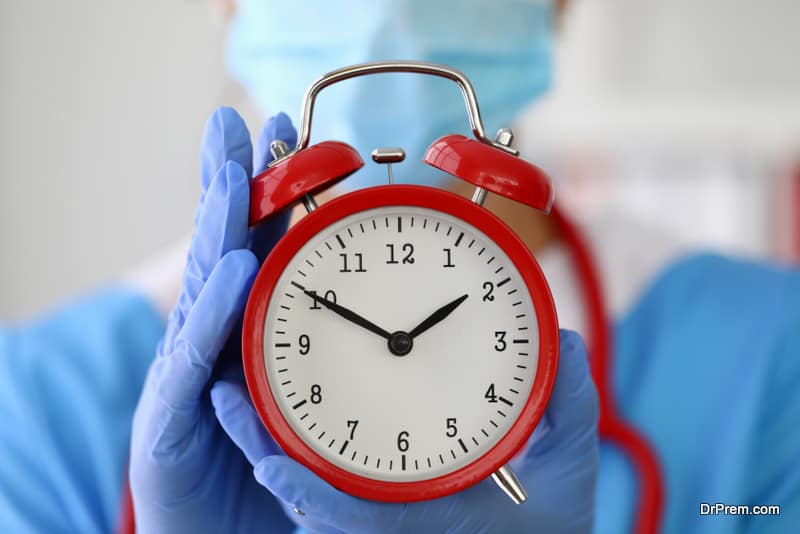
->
[491, 464, 528, 504]
[471, 186, 488, 206]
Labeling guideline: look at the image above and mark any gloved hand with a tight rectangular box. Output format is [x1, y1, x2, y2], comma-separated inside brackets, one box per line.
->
[213, 329, 599, 534]
[128, 107, 297, 533]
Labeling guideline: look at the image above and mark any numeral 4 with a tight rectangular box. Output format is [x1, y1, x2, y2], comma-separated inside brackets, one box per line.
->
[485, 383, 498, 403]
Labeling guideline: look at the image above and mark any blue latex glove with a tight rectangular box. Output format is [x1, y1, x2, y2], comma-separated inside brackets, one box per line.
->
[129, 107, 297, 533]
[212, 329, 599, 534]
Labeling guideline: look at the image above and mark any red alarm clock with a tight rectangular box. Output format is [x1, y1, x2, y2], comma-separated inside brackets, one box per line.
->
[242, 61, 558, 504]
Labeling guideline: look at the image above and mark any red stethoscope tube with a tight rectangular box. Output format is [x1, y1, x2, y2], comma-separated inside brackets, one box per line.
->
[551, 204, 664, 533]
[118, 203, 664, 534]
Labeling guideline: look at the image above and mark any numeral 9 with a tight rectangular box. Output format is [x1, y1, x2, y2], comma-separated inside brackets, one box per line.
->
[299, 334, 310, 355]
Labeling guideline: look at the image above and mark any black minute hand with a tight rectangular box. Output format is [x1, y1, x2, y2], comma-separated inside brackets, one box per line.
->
[408, 294, 469, 339]
[291, 282, 392, 340]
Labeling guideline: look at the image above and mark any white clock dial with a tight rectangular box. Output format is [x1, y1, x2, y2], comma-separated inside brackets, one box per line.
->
[263, 206, 539, 482]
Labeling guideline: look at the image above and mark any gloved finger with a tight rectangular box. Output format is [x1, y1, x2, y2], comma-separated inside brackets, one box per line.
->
[254, 112, 297, 173]
[211, 379, 282, 465]
[254, 456, 400, 532]
[161, 161, 251, 353]
[201, 106, 254, 192]
[525, 329, 598, 458]
[250, 112, 297, 264]
[157, 249, 259, 418]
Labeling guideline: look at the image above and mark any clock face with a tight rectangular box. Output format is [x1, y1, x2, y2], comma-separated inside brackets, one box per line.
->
[260, 204, 540, 483]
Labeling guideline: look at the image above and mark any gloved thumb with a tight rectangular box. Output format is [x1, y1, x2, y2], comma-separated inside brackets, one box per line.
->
[548, 330, 598, 431]
[254, 456, 401, 533]
[522, 329, 598, 460]
[211, 379, 282, 465]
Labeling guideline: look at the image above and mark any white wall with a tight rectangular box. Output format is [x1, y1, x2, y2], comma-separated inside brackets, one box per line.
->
[2, 0, 799, 320]
[518, 0, 800, 261]
[0, 1, 257, 320]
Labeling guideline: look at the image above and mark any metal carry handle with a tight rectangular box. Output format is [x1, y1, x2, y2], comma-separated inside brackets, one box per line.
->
[279, 61, 516, 165]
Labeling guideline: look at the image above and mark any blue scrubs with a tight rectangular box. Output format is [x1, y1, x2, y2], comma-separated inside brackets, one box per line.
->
[1, 254, 798, 532]
[0, 289, 162, 533]
[595, 254, 800, 533]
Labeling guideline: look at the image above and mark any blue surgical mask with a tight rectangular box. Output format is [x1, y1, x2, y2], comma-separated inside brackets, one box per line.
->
[228, 0, 553, 188]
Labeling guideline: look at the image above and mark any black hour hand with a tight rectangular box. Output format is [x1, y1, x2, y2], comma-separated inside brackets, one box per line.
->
[408, 294, 469, 339]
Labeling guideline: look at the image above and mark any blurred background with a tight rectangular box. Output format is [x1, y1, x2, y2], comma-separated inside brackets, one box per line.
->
[1, 0, 799, 320]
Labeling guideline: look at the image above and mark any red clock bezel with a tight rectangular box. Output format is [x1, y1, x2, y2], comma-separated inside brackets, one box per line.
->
[242, 184, 559, 502]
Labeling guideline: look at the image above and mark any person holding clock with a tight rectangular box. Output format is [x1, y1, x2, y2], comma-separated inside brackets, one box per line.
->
[2, 1, 799, 533]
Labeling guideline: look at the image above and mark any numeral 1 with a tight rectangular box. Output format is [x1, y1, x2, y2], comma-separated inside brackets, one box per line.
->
[442, 248, 455, 268]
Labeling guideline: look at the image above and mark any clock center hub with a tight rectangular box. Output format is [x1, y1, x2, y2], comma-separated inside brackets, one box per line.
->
[388, 330, 414, 357]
